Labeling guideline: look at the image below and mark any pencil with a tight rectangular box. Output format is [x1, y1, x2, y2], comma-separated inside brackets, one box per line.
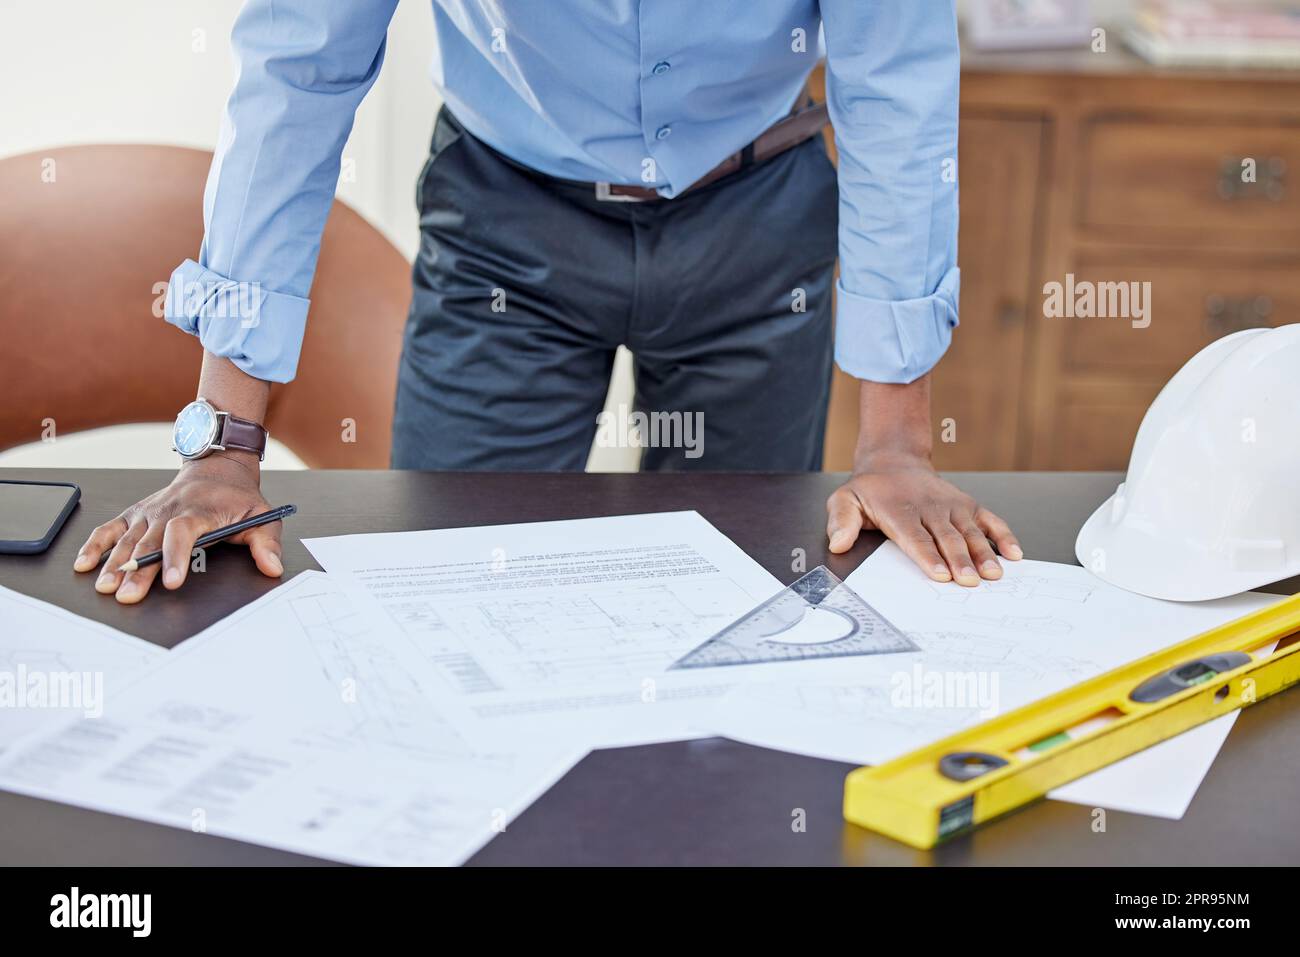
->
[116, 504, 297, 573]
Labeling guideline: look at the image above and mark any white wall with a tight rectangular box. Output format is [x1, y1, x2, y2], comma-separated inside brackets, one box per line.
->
[0, 0, 439, 259]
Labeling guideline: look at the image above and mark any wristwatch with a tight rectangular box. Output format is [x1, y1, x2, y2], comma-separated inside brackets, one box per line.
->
[171, 398, 268, 462]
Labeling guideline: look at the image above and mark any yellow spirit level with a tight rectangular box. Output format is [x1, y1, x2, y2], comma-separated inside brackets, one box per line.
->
[843, 592, 1300, 849]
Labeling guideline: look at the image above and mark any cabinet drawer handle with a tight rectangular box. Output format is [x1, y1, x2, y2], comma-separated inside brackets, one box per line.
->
[997, 301, 1025, 328]
[1204, 295, 1273, 337]
[1218, 156, 1287, 201]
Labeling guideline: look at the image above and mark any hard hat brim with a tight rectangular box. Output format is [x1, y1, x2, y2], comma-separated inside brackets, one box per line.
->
[1075, 493, 1295, 603]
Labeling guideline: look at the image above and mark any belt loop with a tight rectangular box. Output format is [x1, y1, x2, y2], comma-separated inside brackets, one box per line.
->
[740, 143, 755, 169]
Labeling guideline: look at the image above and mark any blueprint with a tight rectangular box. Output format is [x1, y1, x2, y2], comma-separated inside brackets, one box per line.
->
[306, 512, 830, 748]
[703, 543, 1283, 817]
[0, 585, 164, 754]
[0, 573, 584, 865]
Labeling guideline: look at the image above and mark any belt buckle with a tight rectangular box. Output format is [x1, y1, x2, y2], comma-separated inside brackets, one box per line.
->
[595, 182, 650, 203]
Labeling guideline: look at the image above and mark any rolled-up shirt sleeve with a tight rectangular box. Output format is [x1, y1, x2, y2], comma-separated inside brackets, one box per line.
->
[819, 1, 961, 384]
[165, 0, 398, 383]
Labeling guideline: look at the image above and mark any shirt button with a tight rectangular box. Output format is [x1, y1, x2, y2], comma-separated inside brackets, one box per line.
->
[655, 124, 672, 141]
[652, 60, 671, 76]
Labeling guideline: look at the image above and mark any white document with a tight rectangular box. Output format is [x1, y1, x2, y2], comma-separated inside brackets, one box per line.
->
[704, 543, 1282, 818]
[306, 512, 803, 748]
[1046, 713, 1237, 819]
[0, 585, 163, 753]
[0, 573, 584, 866]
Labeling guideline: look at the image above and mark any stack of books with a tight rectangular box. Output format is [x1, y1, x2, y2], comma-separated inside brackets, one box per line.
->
[1124, 0, 1300, 67]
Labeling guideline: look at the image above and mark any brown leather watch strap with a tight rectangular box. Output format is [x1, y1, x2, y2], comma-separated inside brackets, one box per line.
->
[600, 102, 830, 202]
[218, 413, 268, 460]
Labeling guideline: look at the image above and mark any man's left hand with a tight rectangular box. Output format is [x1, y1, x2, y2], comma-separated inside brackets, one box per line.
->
[826, 455, 1022, 586]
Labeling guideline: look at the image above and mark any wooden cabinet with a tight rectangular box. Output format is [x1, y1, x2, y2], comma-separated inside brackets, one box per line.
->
[1059, 257, 1299, 380]
[816, 46, 1300, 471]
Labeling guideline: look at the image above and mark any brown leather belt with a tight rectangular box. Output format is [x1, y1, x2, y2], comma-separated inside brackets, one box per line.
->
[594, 101, 829, 202]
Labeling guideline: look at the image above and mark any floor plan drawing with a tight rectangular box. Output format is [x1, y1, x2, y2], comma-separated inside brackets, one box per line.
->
[926, 575, 1095, 605]
[0, 585, 164, 753]
[286, 588, 468, 759]
[0, 573, 586, 866]
[305, 511, 793, 748]
[959, 613, 1074, 636]
[387, 577, 759, 692]
[906, 630, 1099, 686]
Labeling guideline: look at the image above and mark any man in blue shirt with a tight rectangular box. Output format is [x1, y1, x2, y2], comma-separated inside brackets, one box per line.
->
[76, 1, 1022, 603]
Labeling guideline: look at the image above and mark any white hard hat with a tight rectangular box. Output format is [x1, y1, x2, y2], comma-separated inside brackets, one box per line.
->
[1075, 323, 1300, 601]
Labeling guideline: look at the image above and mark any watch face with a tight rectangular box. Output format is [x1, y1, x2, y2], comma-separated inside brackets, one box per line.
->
[173, 401, 218, 457]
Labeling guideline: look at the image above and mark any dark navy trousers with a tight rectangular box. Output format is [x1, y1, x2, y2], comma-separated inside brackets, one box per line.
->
[391, 107, 838, 471]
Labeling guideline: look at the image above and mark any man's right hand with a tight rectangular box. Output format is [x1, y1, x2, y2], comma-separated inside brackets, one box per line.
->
[72, 452, 283, 604]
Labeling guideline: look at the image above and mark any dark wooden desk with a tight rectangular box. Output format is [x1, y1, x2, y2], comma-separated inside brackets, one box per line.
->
[2, 468, 1297, 866]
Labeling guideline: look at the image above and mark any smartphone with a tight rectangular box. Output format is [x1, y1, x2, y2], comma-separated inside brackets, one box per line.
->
[0, 480, 81, 554]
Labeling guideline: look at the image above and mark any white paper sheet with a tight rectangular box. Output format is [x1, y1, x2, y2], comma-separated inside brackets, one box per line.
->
[0, 584, 163, 753]
[0, 573, 584, 866]
[703, 543, 1283, 818]
[1046, 713, 1237, 819]
[305, 512, 810, 748]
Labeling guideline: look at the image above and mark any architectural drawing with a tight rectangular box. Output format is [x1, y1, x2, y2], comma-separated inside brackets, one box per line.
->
[926, 575, 1094, 604]
[387, 578, 759, 690]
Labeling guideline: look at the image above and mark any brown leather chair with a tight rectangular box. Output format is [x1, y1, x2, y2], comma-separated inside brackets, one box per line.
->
[0, 145, 411, 467]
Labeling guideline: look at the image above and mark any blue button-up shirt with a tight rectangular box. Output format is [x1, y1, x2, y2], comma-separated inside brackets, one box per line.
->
[166, 1, 960, 385]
